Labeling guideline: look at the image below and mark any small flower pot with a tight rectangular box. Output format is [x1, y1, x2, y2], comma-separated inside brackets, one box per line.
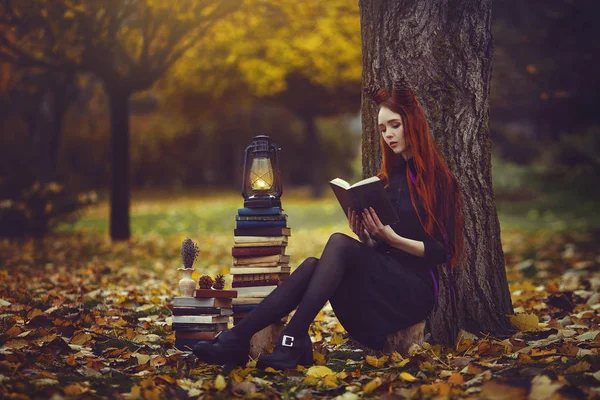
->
[178, 268, 196, 297]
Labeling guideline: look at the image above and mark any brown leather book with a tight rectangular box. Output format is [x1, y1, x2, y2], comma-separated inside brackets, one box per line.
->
[195, 288, 237, 299]
[231, 246, 286, 257]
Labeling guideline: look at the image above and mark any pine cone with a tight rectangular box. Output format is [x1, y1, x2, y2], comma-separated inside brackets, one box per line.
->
[213, 274, 225, 290]
[198, 275, 214, 289]
[181, 238, 200, 268]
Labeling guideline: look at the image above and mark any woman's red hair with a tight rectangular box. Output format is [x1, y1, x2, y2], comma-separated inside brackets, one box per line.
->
[372, 83, 464, 268]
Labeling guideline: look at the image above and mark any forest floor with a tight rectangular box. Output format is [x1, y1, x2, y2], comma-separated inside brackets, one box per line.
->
[0, 189, 599, 399]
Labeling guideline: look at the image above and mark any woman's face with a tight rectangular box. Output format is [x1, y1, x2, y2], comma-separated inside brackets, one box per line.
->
[378, 106, 407, 156]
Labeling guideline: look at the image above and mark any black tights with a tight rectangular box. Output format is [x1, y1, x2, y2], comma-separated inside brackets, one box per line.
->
[231, 233, 364, 342]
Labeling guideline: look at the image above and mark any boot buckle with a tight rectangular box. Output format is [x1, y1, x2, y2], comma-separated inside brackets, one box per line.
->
[281, 335, 294, 347]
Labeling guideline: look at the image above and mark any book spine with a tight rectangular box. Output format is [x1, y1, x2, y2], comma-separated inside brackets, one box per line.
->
[236, 220, 287, 229]
[173, 297, 218, 307]
[194, 289, 238, 299]
[230, 267, 290, 275]
[176, 331, 221, 340]
[232, 273, 288, 281]
[233, 235, 288, 243]
[172, 307, 228, 316]
[231, 246, 285, 257]
[233, 228, 291, 237]
[171, 322, 227, 332]
[235, 285, 278, 295]
[235, 214, 287, 221]
[232, 279, 283, 288]
[172, 315, 229, 324]
[237, 207, 282, 216]
[232, 304, 259, 313]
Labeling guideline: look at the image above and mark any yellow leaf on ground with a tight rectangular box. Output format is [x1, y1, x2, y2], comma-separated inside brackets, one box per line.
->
[448, 371, 464, 385]
[363, 377, 382, 394]
[365, 355, 388, 368]
[529, 375, 563, 400]
[399, 372, 417, 382]
[71, 332, 92, 345]
[132, 353, 151, 365]
[330, 333, 348, 345]
[322, 374, 338, 388]
[214, 374, 226, 391]
[313, 351, 326, 365]
[480, 379, 528, 400]
[510, 313, 539, 331]
[305, 365, 335, 377]
[564, 361, 591, 374]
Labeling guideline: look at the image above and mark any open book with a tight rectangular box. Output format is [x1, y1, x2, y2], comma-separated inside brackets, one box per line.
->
[329, 176, 399, 226]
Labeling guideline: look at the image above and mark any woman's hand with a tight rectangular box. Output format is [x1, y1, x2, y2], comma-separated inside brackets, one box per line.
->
[362, 207, 396, 244]
[348, 208, 376, 247]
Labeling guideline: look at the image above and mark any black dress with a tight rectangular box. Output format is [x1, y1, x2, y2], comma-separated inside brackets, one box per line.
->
[328, 156, 447, 350]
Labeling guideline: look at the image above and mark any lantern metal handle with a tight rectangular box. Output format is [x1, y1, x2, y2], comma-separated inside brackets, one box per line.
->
[270, 143, 282, 197]
[241, 144, 251, 197]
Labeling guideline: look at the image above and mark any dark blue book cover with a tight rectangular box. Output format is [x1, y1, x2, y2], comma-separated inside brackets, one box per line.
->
[232, 304, 259, 313]
[236, 220, 287, 229]
[238, 207, 283, 216]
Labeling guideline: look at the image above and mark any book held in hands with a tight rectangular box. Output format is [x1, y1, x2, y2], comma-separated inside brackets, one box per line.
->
[329, 176, 398, 226]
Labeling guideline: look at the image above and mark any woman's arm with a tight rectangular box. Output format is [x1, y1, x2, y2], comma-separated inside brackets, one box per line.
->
[362, 207, 446, 262]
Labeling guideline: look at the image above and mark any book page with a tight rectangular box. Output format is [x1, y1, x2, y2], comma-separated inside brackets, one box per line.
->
[329, 178, 351, 189]
[350, 176, 380, 188]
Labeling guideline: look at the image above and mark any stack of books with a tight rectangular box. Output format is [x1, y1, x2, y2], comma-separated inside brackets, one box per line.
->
[231, 206, 291, 323]
[172, 288, 237, 351]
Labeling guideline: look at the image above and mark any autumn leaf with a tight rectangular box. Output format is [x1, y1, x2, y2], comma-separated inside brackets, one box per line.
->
[365, 355, 388, 368]
[305, 365, 335, 378]
[399, 372, 417, 382]
[214, 374, 227, 391]
[330, 333, 348, 345]
[510, 313, 539, 331]
[362, 377, 382, 394]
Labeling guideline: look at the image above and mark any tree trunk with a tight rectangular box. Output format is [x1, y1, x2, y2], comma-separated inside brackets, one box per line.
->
[106, 87, 132, 241]
[301, 114, 324, 198]
[359, 0, 514, 346]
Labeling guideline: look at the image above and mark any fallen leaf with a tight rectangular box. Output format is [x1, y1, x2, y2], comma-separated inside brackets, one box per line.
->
[365, 355, 388, 368]
[399, 372, 417, 382]
[132, 353, 151, 365]
[330, 333, 347, 345]
[305, 365, 335, 378]
[448, 371, 464, 385]
[313, 351, 326, 365]
[232, 381, 256, 395]
[362, 377, 382, 394]
[564, 361, 591, 374]
[529, 375, 563, 400]
[510, 313, 539, 331]
[214, 374, 226, 391]
[71, 332, 92, 345]
[480, 379, 528, 400]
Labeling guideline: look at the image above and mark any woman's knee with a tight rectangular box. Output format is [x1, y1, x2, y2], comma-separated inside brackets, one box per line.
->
[327, 232, 354, 248]
[297, 256, 319, 273]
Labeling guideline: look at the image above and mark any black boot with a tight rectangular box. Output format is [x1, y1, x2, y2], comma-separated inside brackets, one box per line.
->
[192, 329, 249, 366]
[256, 334, 313, 370]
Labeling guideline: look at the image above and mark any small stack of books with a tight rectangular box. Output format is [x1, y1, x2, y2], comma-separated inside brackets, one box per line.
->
[231, 206, 291, 323]
[172, 288, 237, 351]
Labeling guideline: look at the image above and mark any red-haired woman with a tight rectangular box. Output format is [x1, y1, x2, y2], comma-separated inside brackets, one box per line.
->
[193, 80, 464, 370]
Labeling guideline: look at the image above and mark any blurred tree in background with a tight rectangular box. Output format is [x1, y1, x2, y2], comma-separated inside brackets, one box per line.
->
[1, 0, 598, 238]
[0, 0, 242, 239]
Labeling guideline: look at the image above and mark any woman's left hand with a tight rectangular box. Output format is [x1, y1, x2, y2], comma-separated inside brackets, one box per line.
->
[362, 207, 396, 243]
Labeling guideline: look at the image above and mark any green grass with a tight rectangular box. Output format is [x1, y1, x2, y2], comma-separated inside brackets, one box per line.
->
[59, 164, 600, 239]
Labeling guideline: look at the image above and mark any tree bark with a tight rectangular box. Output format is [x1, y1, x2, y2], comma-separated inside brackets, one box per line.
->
[106, 87, 132, 241]
[359, 0, 514, 346]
